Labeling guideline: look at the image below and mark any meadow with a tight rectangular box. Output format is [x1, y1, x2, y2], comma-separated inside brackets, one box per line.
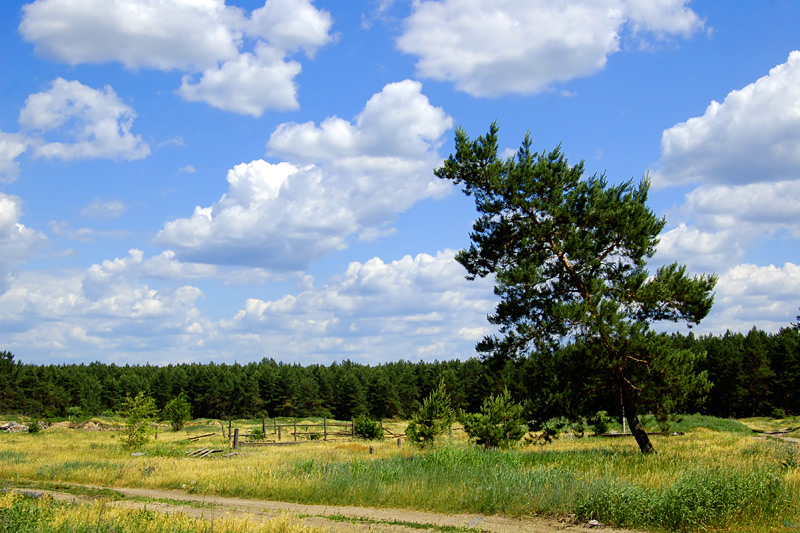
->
[1, 415, 798, 532]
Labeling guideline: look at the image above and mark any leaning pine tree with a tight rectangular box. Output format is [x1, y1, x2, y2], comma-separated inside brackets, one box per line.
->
[436, 124, 718, 454]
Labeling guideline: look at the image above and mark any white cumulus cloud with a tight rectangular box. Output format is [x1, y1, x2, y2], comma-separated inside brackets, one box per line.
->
[246, 0, 334, 55]
[0, 132, 28, 183]
[397, 0, 703, 97]
[654, 51, 800, 188]
[0, 248, 496, 364]
[221, 250, 498, 362]
[158, 80, 453, 269]
[178, 42, 302, 116]
[20, 0, 245, 70]
[651, 52, 800, 332]
[19, 78, 150, 161]
[699, 263, 800, 334]
[0, 193, 48, 292]
[20, 0, 334, 116]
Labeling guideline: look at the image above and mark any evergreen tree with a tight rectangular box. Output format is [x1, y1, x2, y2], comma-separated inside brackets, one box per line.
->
[436, 124, 717, 453]
[405, 378, 455, 447]
[459, 388, 526, 448]
[742, 327, 774, 417]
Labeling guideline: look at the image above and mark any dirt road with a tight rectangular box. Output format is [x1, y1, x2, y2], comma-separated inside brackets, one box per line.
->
[37, 484, 640, 532]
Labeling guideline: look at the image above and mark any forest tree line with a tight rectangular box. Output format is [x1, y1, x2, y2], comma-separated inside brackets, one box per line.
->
[1, 323, 798, 422]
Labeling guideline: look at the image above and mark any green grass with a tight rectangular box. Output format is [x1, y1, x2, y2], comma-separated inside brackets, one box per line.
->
[267, 440, 794, 530]
[2, 415, 797, 532]
[665, 413, 755, 434]
[0, 491, 318, 532]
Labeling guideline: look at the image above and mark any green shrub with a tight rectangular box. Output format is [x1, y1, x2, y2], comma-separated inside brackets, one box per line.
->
[162, 392, 192, 431]
[247, 428, 265, 441]
[27, 421, 41, 434]
[354, 415, 384, 440]
[117, 392, 158, 448]
[589, 411, 610, 435]
[459, 388, 526, 448]
[405, 378, 454, 447]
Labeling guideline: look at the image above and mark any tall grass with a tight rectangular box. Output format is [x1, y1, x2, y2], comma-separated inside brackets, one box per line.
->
[0, 491, 321, 532]
[1, 417, 797, 532]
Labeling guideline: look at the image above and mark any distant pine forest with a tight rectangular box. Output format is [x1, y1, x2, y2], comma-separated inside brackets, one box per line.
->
[2, 323, 798, 422]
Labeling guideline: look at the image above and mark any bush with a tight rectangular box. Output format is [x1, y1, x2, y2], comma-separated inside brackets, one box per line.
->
[247, 428, 265, 441]
[27, 421, 40, 434]
[589, 410, 611, 436]
[405, 378, 454, 447]
[459, 388, 526, 448]
[772, 408, 787, 420]
[354, 415, 384, 440]
[117, 392, 158, 448]
[162, 392, 192, 431]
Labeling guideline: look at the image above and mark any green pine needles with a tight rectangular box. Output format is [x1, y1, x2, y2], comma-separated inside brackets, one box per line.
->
[459, 388, 526, 449]
[405, 379, 455, 447]
[436, 123, 718, 454]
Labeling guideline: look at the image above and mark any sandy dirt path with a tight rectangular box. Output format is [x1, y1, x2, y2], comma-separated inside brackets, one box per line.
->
[36, 484, 641, 532]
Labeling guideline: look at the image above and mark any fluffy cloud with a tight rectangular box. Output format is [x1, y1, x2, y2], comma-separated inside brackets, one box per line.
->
[178, 43, 302, 116]
[158, 80, 453, 269]
[0, 193, 47, 292]
[653, 52, 800, 275]
[681, 181, 800, 236]
[697, 263, 800, 334]
[655, 51, 800, 188]
[0, 267, 208, 361]
[397, 0, 703, 97]
[654, 224, 743, 274]
[20, 0, 334, 116]
[20, 0, 244, 70]
[0, 132, 28, 183]
[0, 248, 496, 364]
[18, 78, 150, 161]
[221, 250, 497, 361]
[246, 0, 334, 55]
[649, 52, 800, 332]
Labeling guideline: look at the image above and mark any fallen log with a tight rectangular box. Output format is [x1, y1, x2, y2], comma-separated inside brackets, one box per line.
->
[186, 432, 216, 441]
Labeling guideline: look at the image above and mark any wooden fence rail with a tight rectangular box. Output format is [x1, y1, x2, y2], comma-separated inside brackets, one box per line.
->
[234, 417, 355, 446]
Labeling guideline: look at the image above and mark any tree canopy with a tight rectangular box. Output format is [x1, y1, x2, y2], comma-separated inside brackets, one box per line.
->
[436, 124, 718, 453]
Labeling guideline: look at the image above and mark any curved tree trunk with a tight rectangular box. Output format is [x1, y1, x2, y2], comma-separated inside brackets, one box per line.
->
[621, 383, 656, 454]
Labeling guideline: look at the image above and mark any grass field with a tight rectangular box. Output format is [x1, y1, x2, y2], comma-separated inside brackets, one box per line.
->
[1, 414, 798, 532]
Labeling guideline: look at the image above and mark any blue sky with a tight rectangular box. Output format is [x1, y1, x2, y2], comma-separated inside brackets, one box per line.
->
[1, 0, 799, 366]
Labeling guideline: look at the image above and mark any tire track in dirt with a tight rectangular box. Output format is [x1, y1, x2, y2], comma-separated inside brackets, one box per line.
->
[38, 484, 641, 532]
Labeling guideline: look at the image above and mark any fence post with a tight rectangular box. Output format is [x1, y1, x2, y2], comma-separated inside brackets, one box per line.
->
[273, 417, 277, 436]
[262, 416, 266, 437]
[294, 418, 297, 442]
[228, 420, 232, 442]
[277, 424, 282, 441]
[369, 446, 374, 455]
[233, 428, 239, 450]
[397, 438, 401, 447]
[323, 417, 327, 441]
[220, 421, 225, 438]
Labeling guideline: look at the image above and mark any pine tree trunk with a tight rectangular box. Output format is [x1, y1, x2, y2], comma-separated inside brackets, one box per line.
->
[622, 384, 656, 454]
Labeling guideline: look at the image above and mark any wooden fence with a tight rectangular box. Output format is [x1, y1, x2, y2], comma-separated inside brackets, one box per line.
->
[236, 417, 355, 447]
